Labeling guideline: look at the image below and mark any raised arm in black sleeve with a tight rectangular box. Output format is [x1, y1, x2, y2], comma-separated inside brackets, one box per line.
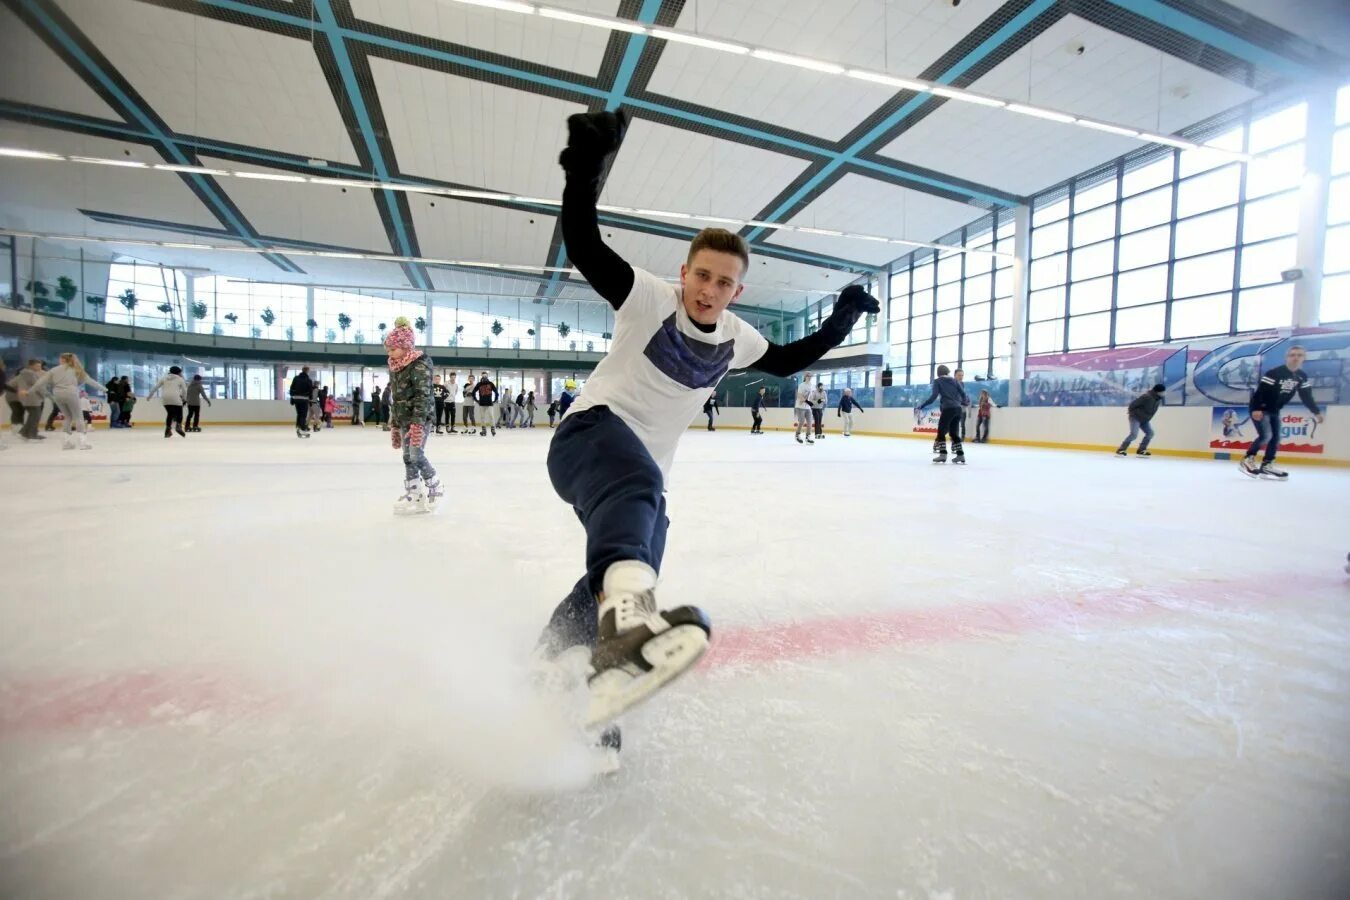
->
[750, 284, 880, 377]
[559, 111, 634, 309]
[1297, 378, 1321, 416]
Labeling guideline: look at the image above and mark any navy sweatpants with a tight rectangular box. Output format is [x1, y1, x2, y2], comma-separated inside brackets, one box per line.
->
[540, 406, 669, 652]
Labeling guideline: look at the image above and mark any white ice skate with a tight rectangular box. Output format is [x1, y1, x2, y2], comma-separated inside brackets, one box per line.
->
[394, 479, 431, 515]
[585, 561, 711, 729]
[78, 433, 92, 450]
[62, 435, 77, 450]
[1259, 463, 1288, 480]
[1239, 457, 1261, 478]
[423, 477, 444, 512]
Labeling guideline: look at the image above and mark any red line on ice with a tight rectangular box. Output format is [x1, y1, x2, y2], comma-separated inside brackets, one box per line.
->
[0, 576, 1330, 735]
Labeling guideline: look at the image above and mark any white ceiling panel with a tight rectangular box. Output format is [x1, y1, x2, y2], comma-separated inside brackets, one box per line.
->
[647, 0, 1009, 141]
[406, 194, 557, 266]
[350, 0, 615, 76]
[0, 4, 119, 120]
[766, 173, 983, 266]
[57, 0, 358, 164]
[0, 125, 221, 235]
[198, 157, 392, 252]
[371, 57, 586, 195]
[667, 0, 1009, 83]
[880, 14, 1260, 196]
[603, 117, 812, 220]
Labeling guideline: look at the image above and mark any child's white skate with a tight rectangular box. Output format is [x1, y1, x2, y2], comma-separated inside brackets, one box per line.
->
[394, 479, 430, 515]
[423, 477, 444, 512]
[585, 561, 711, 729]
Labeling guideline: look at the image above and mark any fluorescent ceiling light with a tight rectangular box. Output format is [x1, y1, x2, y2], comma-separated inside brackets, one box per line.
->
[510, 195, 558, 205]
[1139, 132, 1198, 151]
[539, 8, 646, 34]
[0, 147, 65, 160]
[70, 156, 148, 168]
[235, 171, 307, 182]
[1076, 119, 1140, 138]
[154, 163, 230, 175]
[309, 176, 380, 188]
[649, 28, 749, 54]
[161, 242, 213, 250]
[698, 216, 748, 226]
[450, 0, 538, 13]
[845, 70, 926, 91]
[1005, 104, 1076, 124]
[751, 49, 844, 74]
[316, 251, 368, 259]
[797, 227, 844, 236]
[928, 86, 1006, 108]
[746, 220, 787, 230]
[445, 188, 513, 200]
[636, 208, 692, 219]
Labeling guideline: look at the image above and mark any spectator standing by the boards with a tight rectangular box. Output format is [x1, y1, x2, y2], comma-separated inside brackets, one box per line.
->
[118, 377, 135, 427]
[433, 375, 449, 434]
[474, 372, 498, 436]
[954, 368, 970, 443]
[793, 372, 815, 445]
[837, 387, 865, 437]
[104, 375, 123, 429]
[1115, 384, 1165, 458]
[380, 383, 392, 432]
[750, 386, 767, 434]
[461, 379, 476, 434]
[351, 384, 364, 426]
[186, 374, 212, 432]
[811, 381, 827, 440]
[917, 364, 968, 464]
[974, 389, 996, 443]
[1240, 345, 1323, 480]
[526, 391, 538, 427]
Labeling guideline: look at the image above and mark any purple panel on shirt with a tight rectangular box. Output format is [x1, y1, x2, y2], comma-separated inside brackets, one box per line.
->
[642, 314, 735, 390]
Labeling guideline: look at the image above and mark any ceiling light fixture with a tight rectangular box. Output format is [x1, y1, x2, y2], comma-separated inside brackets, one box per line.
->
[309, 176, 380, 188]
[1004, 104, 1076, 124]
[844, 69, 927, 92]
[649, 28, 749, 54]
[1138, 132, 1197, 151]
[928, 86, 1006, 108]
[70, 156, 148, 168]
[161, 242, 214, 250]
[316, 251, 369, 259]
[750, 49, 844, 74]
[154, 163, 231, 175]
[451, 0, 538, 14]
[1075, 119, 1141, 138]
[0, 147, 65, 160]
[539, 8, 647, 34]
[235, 171, 308, 182]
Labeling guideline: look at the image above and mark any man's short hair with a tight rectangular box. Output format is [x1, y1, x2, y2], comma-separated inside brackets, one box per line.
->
[937, 365, 951, 376]
[1288, 344, 1305, 353]
[688, 228, 749, 275]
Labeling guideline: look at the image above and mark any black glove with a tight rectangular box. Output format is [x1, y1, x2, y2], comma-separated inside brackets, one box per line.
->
[819, 284, 881, 343]
[559, 110, 629, 178]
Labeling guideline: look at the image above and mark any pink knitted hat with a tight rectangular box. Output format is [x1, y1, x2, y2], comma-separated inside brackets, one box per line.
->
[385, 317, 423, 371]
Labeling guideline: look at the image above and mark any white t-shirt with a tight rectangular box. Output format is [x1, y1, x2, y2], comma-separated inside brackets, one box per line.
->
[795, 382, 814, 409]
[567, 267, 768, 478]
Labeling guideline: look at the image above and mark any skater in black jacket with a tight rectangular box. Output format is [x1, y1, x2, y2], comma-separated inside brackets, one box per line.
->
[917, 365, 968, 463]
[1116, 384, 1164, 457]
[288, 367, 313, 438]
[703, 392, 719, 431]
[1240, 345, 1323, 480]
[838, 388, 865, 436]
[750, 386, 767, 434]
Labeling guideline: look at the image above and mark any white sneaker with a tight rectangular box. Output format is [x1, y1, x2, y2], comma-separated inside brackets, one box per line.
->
[586, 561, 710, 728]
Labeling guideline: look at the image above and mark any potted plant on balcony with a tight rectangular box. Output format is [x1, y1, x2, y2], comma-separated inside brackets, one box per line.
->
[490, 319, 503, 344]
[260, 307, 276, 336]
[157, 302, 176, 329]
[557, 321, 570, 340]
[306, 318, 318, 340]
[224, 312, 238, 327]
[86, 294, 105, 319]
[118, 288, 138, 326]
[414, 316, 426, 333]
[337, 312, 352, 338]
[191, 301, 208, 323]
[53, 276, 77, 314]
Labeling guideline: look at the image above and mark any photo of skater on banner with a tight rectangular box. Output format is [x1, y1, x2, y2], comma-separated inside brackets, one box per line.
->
[912, 407, 941, 434]
[1210, 406, 1324, 455]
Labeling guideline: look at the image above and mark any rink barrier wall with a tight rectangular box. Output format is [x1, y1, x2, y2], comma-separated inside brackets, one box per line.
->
[705, 407, 1350, 468]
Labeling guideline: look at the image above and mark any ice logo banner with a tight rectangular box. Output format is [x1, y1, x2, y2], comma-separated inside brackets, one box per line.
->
[1209, 406, 1324, 455]
[912, 408, 941, 434]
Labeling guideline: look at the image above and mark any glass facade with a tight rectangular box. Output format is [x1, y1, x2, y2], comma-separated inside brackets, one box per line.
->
[887, 209, 1017, 385]
[1025, 100, 1309, 353]
[1323, 84, 1350, 324]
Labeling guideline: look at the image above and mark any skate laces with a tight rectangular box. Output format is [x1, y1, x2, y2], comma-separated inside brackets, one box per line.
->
[617, 588, 659, 629]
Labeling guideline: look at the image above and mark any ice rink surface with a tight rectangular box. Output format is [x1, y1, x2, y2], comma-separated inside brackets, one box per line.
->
[1, 423, 1348, 900]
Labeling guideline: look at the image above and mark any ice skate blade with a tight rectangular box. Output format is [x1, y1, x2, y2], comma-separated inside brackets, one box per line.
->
[585, 623, 709, 729]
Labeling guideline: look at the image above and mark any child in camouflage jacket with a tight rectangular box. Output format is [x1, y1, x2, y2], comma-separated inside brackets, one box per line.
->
[386, 317, 442, 514]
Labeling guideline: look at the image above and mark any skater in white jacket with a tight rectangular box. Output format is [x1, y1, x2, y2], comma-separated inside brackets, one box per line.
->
[147, 366, 189, 438]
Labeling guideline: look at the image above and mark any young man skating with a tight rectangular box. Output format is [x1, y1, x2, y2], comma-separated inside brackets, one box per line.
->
[1240, 345, 1323, 480]
[536, 110, 880, 734]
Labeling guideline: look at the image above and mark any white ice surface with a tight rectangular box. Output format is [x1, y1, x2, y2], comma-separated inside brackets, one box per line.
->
[1, 425, 1348, 899]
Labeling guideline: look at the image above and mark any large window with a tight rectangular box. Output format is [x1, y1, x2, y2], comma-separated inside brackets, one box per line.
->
[1324, 83, 1350, 323]
[1026, 100, 1310, 352]
[887, 208, 1016, 385]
